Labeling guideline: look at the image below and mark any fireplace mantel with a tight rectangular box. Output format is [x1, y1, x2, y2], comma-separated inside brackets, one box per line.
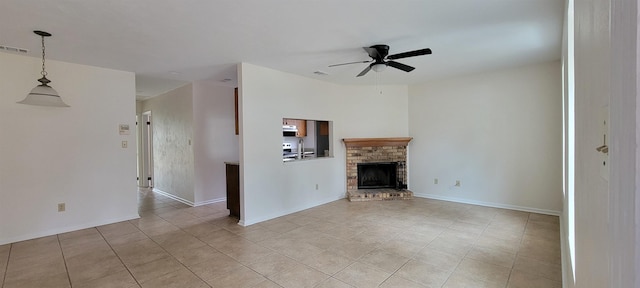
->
[342, 137, 413, 148]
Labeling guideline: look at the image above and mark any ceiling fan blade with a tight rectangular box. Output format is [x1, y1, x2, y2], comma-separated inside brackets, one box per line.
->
[387, 48, 432, 60]
[387, 61, 415, 72]
[328, 60, 372, 67]
[363, 46, 381, 59]
[356, 64, 373, 77]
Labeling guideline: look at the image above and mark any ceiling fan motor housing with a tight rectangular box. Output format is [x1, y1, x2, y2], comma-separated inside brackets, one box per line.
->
[369, 44, 390, 60]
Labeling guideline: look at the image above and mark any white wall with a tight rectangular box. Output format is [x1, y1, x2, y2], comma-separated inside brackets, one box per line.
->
[0, 52, 138, 245]
[141, 84, 195, 203]
[408, 62, 563, 214]
[192, 80, 239, 205]
[238, 63, 408, 225]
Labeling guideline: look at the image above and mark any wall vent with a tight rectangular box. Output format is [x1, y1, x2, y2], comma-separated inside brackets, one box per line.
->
[0, 45, 28, 53]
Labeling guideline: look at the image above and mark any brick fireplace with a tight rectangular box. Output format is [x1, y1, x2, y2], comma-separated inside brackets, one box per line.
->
[343, 137, 413, 201]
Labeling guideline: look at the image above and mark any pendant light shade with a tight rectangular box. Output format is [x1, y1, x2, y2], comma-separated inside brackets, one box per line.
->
[18, 30, 69, 107]
[19, 81, 68, 107]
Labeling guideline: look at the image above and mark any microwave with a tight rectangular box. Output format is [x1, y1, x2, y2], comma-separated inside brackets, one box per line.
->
[283, 125, 298, 137]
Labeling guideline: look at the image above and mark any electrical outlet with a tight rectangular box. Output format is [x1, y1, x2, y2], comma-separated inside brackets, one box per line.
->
[455, 180, 461, 187]
[434, 178, 438, 184]
[58, 203, 65, 212]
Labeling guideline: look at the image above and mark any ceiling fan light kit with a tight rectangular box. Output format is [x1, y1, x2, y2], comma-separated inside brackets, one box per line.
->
[372, 63, 387, 72]
[329, 44, 432, 77]
[18, 30, 69, 107]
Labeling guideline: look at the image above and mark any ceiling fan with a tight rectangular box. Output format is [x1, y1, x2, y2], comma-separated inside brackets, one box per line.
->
[329, 44, 432, 77]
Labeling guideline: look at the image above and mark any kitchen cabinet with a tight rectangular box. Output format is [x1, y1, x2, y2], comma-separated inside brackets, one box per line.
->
[225, 162, 240, 218]
[283, 118, 306, 137]
[295, 120, 306, 137]
[318, 121, 329, 136]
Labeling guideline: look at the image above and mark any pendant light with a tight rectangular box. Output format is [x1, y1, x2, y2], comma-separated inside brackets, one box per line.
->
[17, 30, 69, 107]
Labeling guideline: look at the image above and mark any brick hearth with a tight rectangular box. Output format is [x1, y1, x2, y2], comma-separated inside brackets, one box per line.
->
[343, 137, 413, 201]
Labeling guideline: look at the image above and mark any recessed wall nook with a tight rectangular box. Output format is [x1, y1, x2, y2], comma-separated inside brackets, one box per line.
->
[343, 137, 413, 201]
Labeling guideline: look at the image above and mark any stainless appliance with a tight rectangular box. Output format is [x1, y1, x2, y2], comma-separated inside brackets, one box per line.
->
[283, 142, 296, 161]
[283, 125, 297, 137]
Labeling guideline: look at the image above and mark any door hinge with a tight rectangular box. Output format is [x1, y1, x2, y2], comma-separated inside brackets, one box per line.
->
[147, 121, 151, 125]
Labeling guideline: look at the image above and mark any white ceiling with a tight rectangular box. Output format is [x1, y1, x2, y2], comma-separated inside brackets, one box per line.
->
[1, 1, 564, 99]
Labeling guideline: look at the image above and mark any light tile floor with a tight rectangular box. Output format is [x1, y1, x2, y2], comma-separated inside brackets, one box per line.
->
[0, 188, 562, 288]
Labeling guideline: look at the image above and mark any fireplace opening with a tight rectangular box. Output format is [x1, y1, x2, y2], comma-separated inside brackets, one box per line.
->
[357, 162, 397, 189]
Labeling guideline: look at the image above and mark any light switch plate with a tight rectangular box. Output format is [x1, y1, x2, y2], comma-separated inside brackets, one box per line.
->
[122, 141, 128, 148]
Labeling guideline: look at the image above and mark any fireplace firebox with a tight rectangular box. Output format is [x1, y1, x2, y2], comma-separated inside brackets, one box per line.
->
[357, 162, 397, 189]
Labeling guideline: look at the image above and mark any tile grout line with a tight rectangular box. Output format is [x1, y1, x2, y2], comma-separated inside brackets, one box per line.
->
[1, 244, 11, 288]
[216, 222, 335, 286]
[438, 210, 517, 287]
[508, 214, 563, 285]
[136, 210, 217, 287]
[231, 216, 384, 286]
[362, 217, 451, 287]
[95, 227, 143, 288]
[56, 235, 73, 288]
[440, 216, 490, 287]
[146, 198, 265, 284]
[503, 212, 533, 288]
[379, 259, 420, 288]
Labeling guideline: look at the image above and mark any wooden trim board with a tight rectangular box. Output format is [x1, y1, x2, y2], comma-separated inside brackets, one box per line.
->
[342, 137, 413, 147]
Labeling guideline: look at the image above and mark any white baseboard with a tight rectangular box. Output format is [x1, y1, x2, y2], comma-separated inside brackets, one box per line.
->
[195, 197, 227, 206]
[413, 192, 561, 216]
[0, 214, 140, 246]
[152, 188, 195, 207]
[151, 189, 227, 208]
[240, 193, 346, 226]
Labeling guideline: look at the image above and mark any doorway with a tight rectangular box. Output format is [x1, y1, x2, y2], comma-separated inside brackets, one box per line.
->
[140, 111, 154, 188]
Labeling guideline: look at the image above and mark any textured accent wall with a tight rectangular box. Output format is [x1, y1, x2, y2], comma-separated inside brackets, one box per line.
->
[141, 84, 195, 203]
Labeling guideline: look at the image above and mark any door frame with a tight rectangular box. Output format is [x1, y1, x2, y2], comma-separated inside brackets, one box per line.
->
[140, 111, 154, 188]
